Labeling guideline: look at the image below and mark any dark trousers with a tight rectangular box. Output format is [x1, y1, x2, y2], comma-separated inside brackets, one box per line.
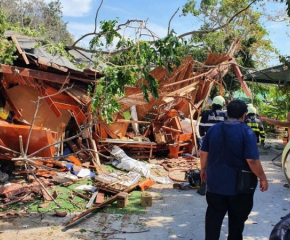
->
[205, 191, 254, 240]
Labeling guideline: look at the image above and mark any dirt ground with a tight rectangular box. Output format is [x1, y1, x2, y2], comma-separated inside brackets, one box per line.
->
[0, 138, 289, 240]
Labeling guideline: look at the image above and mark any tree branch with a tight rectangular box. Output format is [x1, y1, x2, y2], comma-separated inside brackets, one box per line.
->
[178, 0, 257, 38]
[66, 45, 133, 55]
[94, 0, 104, 33]
[168, 8, 180, 35]
[72, 19, 146, 47]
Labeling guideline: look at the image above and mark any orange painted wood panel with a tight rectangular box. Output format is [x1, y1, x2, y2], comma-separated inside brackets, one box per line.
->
[0, 124, 56, 157]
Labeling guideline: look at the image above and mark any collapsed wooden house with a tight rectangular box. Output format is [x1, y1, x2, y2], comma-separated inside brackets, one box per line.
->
[95, 40, 252, 159]
[0, 32, 251, 167]
[0, 31, 255, 228]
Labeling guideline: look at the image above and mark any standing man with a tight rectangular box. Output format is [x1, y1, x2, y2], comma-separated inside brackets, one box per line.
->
[199, 95, 227, 137]
[200, 99, 268, 240]
[245, 104, 266, 146]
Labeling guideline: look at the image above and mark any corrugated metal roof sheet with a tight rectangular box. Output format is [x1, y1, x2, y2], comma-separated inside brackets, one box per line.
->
[243, 65, 290, 84]
[5, 31, 84, 72]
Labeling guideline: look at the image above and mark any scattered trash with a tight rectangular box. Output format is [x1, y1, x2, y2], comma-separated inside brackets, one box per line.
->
[75, 185, 97, 192]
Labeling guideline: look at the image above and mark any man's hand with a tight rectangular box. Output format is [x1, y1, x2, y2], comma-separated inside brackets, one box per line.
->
[200, 169, 207, 183]
[260, 178, 268, 192]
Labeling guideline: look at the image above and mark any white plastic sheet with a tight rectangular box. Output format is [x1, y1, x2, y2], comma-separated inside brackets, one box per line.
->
[110, 145, 173, 184]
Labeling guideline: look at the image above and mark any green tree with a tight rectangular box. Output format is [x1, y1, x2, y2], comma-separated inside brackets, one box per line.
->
[75, 0, 275, 122]
[0, 0, 73, 44]
[0, 0, 280, 123]
[0, 10, 17, 65]
[181, 0, 275, 97]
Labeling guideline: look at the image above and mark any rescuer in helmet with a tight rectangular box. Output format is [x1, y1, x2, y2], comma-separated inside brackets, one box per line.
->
[245, 104, 266, 146]
[197, 95, 227, 196]
[199, 95, 228, 137]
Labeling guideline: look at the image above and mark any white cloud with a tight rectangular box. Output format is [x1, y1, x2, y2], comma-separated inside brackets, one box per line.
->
[103, 5, 131, 16]
[146, 22, 168, 38]
[68, 22, 95, 35]
[44, 0, 93, 17]
[67, 22, 96, 47]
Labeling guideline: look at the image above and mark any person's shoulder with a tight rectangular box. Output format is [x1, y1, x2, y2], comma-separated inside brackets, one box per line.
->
[222, 110, 227, 117]
[255, 118, 262, 123]
[201, 109, 212, 117]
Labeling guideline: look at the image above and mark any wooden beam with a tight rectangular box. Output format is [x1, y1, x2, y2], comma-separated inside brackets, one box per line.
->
[44, 86, 73, 101]
[38, 58, 68, 72]
[63, 182, 140, 229]
[0, 64, 70, 84]
[54, 102, 86, 125]
[161, 126, 183, 133]
[189, 103, 199, 157]
[232, 62, 252, 98]
[37, 86, 62, 118]
[116, 119, 151, 124]
[98, 120, 120, 139]
[162, 85, 196, 103]
[10, 35, 30, 64]
[162, 71, 210, 88]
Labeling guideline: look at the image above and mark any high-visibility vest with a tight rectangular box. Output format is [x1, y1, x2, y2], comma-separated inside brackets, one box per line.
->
[245, 117, 266, 143]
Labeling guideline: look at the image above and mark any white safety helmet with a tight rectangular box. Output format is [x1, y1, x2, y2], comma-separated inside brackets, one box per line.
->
[247, 104, 257, 114]
[212, 96, 225, 107]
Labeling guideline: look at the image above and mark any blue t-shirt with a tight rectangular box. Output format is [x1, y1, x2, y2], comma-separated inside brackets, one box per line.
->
[201, 119, 259, 195]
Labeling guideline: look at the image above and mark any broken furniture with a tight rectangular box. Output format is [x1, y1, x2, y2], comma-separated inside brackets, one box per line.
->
[98, 138, 157, 159]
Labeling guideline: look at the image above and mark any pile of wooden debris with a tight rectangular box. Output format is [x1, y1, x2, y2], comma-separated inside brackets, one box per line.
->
[0, 32, 251, 228]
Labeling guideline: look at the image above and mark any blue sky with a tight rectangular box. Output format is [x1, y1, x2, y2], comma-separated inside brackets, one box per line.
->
[50, 0, 290, 68]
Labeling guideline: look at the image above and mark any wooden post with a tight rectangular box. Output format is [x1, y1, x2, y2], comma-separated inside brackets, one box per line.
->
[189, 104, 199, 157]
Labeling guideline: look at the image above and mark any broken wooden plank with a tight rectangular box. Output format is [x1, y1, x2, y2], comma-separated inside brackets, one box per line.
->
[116, 119, 151, 124]
[54, 102, 86, 125]
[37, 85, 62, 118]
[1, 64, 70, 84]
[38, 58, 68, 72]
[10, 35, 30, 64]
[232, 61, 252, 98]
[98, 138, 156, 145]
[63, 182, 139, 229]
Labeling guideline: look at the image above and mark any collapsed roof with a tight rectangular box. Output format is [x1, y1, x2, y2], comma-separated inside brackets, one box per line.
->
[0, 32, 252, 161]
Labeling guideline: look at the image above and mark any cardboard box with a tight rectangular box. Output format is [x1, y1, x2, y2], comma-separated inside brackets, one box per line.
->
[116, 192, 129, 208]
[141, 192, 152, 207]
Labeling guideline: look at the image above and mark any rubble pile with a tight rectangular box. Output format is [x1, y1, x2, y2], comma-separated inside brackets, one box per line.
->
[0, 32, 252, 228]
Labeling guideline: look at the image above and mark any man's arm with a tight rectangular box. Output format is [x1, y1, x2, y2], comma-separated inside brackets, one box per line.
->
[200, 150, 208, 182]
[260, 117, 290, 128]
[246, 159, 268, 192]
